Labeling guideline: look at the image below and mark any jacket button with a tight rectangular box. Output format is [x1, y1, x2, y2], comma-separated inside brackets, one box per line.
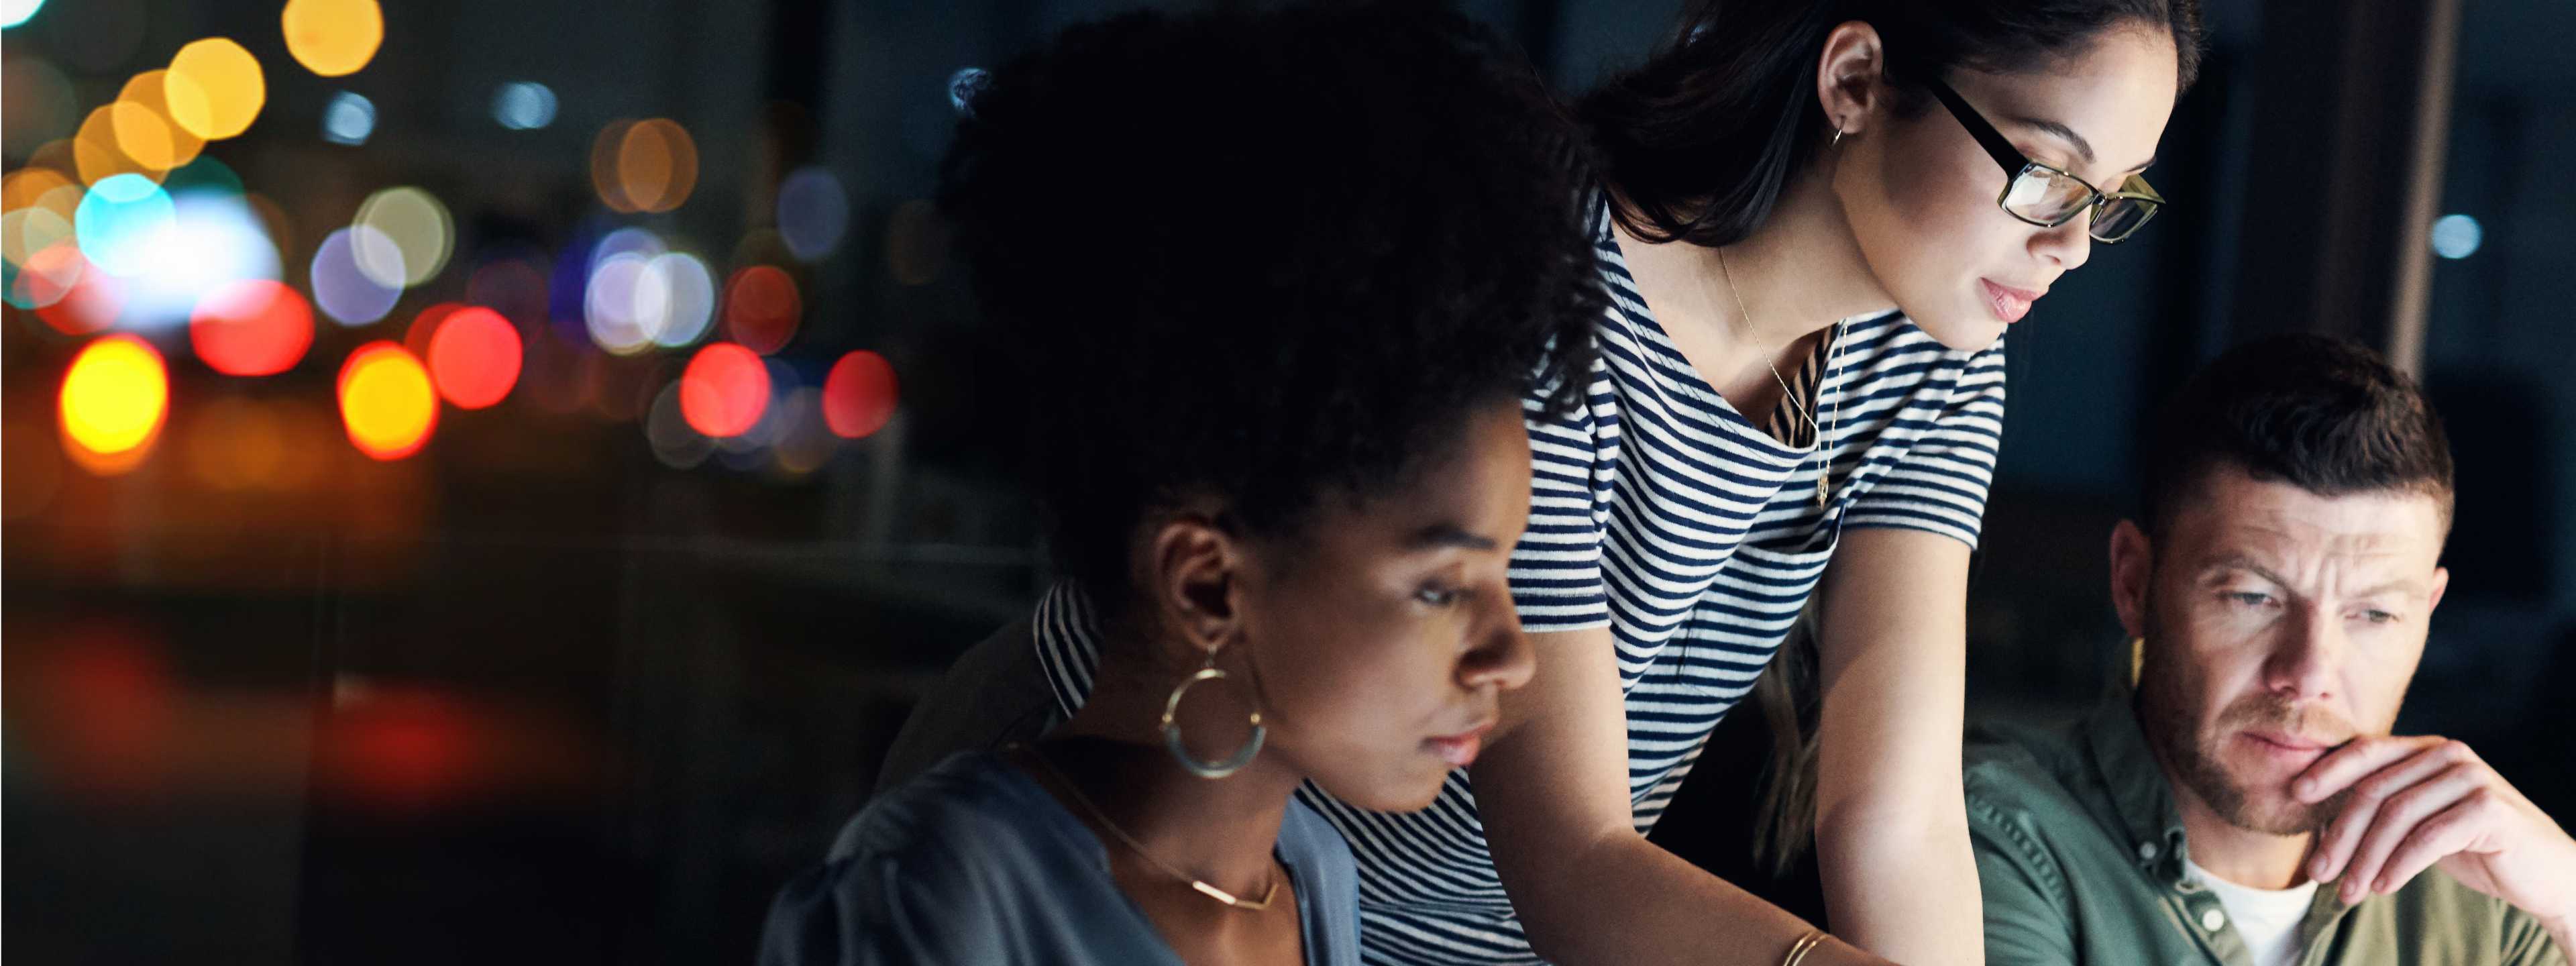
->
[2139, 842, 2159, 861]
[2200, 908, 2227, 932]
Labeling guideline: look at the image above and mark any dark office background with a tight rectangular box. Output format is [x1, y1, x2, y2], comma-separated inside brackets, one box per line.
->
[3, 0, 2567, 961]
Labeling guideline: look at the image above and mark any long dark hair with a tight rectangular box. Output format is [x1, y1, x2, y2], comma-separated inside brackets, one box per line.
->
[1580, 0, 2206, 248]
[1585, 0, 2209, 875]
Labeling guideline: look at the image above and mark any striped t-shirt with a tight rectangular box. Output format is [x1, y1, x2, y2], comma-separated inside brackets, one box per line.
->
[1030, 196, 2008, 964]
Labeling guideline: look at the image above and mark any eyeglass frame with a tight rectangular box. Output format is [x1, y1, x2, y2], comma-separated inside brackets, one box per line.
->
[1907, 70, 2165, 244]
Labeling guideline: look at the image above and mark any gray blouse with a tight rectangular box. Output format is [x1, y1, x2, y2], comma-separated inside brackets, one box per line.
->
[760, 751, 1362, 965]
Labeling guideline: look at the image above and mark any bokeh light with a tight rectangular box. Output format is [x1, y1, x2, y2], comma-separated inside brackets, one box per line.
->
[2431, 213, 2482, 260]
[73, 173, 175, 277]
[492, 82, 555, 130]
[32, 253, 121, 334]
[74, 103, 165, 184]
[592, 119, 698, 213]
[337, 341, 437, 460]
[722, 265, 799, 354]
[4, 230, 87, 311]
[643, 252, 716, 347]
[3, 0, 46, 29]
[582, 251, 655, 355]
[190, 278, 313, 376]
[115, 71, 206, 172]
[353, 186, 452, 286]
[822, 350, 898, 439]
[3, 56, 78, 148]
[426, 306, 521, 409]
[59, 334, 168, 474]
[321, 91, 375, 145]
[775, 166, 848, 261]
[679, 343, 768, 438]
[282, 0, 384, 77]
[311, 225, 402, 324]
[119, 190, 284, 330]
[403, 301, 462, 358]
[164, 38, 266, 140]
[644, 380, 714, 469]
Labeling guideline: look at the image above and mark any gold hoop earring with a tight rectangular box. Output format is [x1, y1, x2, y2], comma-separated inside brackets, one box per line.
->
[2129, 637, 2146, 686]
[1162, 651, 1265, 778]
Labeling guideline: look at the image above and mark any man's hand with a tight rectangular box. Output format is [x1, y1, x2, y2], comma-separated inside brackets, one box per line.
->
[2298, 735, 2576, 932]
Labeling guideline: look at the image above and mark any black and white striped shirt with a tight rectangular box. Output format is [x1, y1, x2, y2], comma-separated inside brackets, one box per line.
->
[1032, 197, 2007, 963]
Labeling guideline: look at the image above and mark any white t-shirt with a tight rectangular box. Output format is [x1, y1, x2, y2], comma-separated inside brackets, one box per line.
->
[2187, 859, 2322, 966]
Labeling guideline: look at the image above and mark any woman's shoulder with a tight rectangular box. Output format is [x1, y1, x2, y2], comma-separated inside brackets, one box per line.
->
[829, 751, 1070, 863]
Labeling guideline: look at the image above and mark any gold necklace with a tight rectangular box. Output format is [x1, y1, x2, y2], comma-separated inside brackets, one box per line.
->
[1715, 248, 1835, 509]
[1016, 743, 1281, 911]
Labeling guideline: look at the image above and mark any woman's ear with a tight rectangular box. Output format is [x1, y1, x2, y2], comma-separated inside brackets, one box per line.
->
[1140, 510, 1246, 666]
[1814, 20, 1888, 138]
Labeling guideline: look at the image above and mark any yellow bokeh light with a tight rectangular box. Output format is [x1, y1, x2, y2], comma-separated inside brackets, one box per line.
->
[3, 167, 80, 217]
[60, 335, 170, 472]
[115, 72, 206, 172]
[165, 38, 266, 140]
[74, 105, 166, 185]
[282, 0, 383, 78]
[337, 343, 437, 460]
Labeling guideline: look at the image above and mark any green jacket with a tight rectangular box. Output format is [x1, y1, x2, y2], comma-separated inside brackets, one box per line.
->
[1964, 694, 2565, 966]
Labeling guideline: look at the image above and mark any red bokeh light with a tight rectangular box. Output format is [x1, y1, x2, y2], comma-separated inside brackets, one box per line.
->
[722, 265, 800, 355]
[426, 307, 522, 410]
[402, 302, 465, 360]
[34, 255, 123, 336]
[679, 342, 769, 438]
[822, 350, 898, 439]
[189, 279, 315, 376]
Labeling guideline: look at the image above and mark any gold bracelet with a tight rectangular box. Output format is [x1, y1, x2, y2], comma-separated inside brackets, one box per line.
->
[1781, 929, 1826, 966]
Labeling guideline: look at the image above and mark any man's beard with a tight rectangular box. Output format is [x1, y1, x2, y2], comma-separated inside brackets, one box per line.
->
[2136, 609, 2360, 836]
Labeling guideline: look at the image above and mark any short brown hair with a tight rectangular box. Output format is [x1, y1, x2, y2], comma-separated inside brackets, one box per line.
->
[2139, 334, 2455, 539]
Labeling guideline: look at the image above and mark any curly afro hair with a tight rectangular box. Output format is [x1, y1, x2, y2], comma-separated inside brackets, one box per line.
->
[941, 1, 1602, 614]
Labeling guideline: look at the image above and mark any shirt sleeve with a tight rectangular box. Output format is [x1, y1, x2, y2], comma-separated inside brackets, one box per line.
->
[756, 841, 1011, 966]
[1966, 789, 2082, 966]
[1508, 350, 1617, 633]
[1841, 335, 2006, 550]
[2500, 904, 2570, 966]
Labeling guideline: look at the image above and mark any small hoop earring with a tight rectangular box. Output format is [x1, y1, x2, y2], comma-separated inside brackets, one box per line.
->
[1161, 655, 1265, 778]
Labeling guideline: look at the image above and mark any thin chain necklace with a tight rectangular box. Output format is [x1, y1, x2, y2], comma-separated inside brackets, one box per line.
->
[1714, 248, 1845, 509]
[1015, 743, 1281, 911]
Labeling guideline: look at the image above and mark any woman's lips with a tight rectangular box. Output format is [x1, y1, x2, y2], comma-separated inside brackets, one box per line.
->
[1981, 278, 2043, 324]
[1426, 723, 1493, 768]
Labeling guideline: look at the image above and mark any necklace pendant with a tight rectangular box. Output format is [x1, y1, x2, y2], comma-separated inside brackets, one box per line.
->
[1816, 472, 1831, 509]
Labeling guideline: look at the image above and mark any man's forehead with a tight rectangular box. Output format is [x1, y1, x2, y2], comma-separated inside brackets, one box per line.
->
[2174, 470, 2445, 571]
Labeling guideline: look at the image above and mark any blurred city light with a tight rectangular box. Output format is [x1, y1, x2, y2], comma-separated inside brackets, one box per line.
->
[492, 81, 556, 130]
[353, 186, 453, 286]
[282, 0, 384, 77]
[822, 350, 898, 439]
[643, 252, 716, 347]
[190, 278, 313, 376]
[592, 118, 700, 213]
[2432, 213, 2482, 260]
[723, 265, 800, 354]
[59, 334, 168, 474]
[113, 71, 205, 171]
[427, 306, 522, 409]
[321, 91, 375, 145]
[164, 38, 266, 139]
[775, 166, 848, 261]
[337, 341, 437, 460]
[2, 0, 48, 30]
[73, 172, 174, 276]
[311, 225, 402, 324]
[680, 343, 768, 437]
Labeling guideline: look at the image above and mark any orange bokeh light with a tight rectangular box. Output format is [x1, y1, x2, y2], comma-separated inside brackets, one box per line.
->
[190, 279, 313, 376]
[336, 341, 438, 460]
[822, 350, 899, 439]
[282, 0, 384, 78]
[114, 71, 207, 172]
[59, 334, 168, 475]
[723, 265, 800, 355]
[679, 343, 768, 438]
[426, 307, 522, 410]
[590, 118, 698, 213]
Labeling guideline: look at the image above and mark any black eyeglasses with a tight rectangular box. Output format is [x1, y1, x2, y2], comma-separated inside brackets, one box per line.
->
[1914, 72, 2163, 244]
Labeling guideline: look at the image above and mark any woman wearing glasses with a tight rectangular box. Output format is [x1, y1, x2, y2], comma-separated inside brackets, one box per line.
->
[887, 1, 2205, 964]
